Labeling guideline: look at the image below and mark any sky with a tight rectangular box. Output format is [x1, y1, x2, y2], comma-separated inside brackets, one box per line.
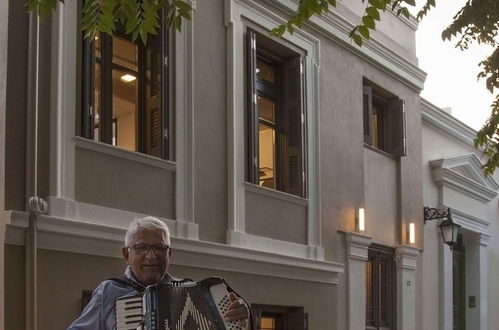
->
[414, 0, 496, 131]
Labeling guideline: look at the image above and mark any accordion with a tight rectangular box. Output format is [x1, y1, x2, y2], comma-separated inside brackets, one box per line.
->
[116, 277, 245, 330]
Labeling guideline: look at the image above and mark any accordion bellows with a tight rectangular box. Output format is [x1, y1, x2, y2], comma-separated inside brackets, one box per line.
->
[116, 277, 245, 330]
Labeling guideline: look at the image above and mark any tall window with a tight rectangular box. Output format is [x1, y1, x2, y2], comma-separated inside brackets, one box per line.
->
[82, 19, 169, 159]
[363, 81, 406, 157]
[366, 245, 395, 330]
[252, 304, 308, 330]
[246, 29, 307, 197]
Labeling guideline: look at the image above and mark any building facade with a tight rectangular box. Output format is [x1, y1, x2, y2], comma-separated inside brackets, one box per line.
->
[1, 0, 495, 330]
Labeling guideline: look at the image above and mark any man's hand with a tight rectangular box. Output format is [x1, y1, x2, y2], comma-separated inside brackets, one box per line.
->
[224, 292, 250, 329]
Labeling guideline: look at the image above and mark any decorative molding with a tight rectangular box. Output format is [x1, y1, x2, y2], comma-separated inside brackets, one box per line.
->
[3, 211, 343, 285]
[75, 137, 177, 171]
[430, 155, 498, 203]
[224, 0, 322, 253]
[462, 231, 491, 247]
[395, 245, 420, 270]
[174, 16, 195, 223]
[226, 229, 325, 260]
[345, 232, 372, 261]
[244, 183, 308, 206]
[451, 208, 489, 236]
[260, 0, 425, 91]
[46, 197, 199, 240]
[421, 99, 477, 147]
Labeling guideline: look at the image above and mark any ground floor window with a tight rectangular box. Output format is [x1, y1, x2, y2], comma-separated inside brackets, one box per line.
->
[366, 244, 395, 330]
[252, 304, 308, 330]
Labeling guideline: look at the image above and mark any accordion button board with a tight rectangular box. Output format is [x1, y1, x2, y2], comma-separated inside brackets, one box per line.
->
[116, 277, 245, 330]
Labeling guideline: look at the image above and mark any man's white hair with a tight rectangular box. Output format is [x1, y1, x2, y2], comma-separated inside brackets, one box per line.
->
[125, 216, 171, 247]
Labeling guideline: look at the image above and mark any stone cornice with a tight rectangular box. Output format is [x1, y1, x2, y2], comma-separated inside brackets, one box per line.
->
[345, 232, 373, 261]
[395, 245, 420, 270]
[3, 210, 344, 284]
[421, 99, 477, 147]
[430, 155, 498, 203]
[254, 0, 426, 91]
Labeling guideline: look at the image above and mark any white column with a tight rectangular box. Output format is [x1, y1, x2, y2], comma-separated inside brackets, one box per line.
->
[396, 245, 420, 330]
[439, 238, 453, 330]
[463, 232, 489, 330]
[346, 232, 372, 330]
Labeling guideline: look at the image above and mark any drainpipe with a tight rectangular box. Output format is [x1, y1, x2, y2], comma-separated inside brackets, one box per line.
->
[25, 11, 48, 330]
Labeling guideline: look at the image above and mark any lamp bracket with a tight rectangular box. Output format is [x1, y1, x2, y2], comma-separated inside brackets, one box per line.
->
[424, 207, 452, 224]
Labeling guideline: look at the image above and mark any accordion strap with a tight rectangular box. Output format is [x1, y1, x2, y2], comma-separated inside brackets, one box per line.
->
[107, 276, 145, 294]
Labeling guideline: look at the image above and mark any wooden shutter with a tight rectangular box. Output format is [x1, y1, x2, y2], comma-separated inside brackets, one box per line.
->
[247, 30, 259, 184]
[145, 33, 162, 157]
[386, 98, 406, 157]
[82, 37, 95, 139]
[281, 56, 304, 197]
[362, 86, 373, 145]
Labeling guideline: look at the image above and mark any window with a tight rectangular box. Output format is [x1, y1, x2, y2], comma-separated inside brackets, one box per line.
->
[82, 18, 170, 159]
[363, 81, 406, 157]
[366, 245, 395, 330]
[246, 29, 307, 197]
[252, 304, 308, 330]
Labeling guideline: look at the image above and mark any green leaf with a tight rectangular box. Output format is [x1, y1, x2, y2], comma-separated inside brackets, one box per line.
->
[362, 15, 375, 29]
[366, 7, 380, 20]
[358, 25, 370, 39]
[353, 33, 363, 46]
[404, 0, 415, 6]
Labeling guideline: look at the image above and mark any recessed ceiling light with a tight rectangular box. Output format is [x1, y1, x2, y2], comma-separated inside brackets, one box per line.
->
[120, 74, 136, 83]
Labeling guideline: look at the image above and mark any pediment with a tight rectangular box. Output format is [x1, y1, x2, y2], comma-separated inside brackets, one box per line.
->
[430, 154, 498, 202]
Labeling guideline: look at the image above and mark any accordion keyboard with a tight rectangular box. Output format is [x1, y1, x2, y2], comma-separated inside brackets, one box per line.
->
[116, 295, 143, 330]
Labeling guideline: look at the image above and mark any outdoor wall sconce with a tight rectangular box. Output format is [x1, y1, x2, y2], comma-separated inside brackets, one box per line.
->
[423, 207, 461, 249]
[408, 222, 416, 244]
[357, 208, 365, 232]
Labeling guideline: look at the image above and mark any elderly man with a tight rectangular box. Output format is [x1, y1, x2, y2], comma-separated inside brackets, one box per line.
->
[69, 216, 250, 329]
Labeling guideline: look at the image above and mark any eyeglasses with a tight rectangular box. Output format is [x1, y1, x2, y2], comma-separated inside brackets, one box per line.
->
[129, 244, 170, 255]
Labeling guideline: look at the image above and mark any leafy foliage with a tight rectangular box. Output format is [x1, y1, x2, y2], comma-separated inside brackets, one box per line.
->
[26, 0, 192, 43]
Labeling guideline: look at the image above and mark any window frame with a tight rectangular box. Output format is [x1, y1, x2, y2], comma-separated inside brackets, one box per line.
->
[81, 12, 170, 160]
[365, 244, 396, 330]
[362, 80, 406, 157]
[246, 29, 308, 198]
[252, 304, 308, 330]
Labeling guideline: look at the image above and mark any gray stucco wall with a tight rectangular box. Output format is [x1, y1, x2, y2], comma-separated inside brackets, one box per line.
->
[245, 189, 307, 244]
[75, 147, 176, 219]
[193, 0, 228, 244]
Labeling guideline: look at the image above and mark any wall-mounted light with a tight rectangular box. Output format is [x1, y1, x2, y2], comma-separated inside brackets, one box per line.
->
[408, 222, 416, 244]
[357, 208, 365, 232]
[120, 74, 136, 83]
[424, 206, 460, 249]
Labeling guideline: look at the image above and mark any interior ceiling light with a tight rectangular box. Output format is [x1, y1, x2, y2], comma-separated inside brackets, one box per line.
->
[120, 74, 136, 83]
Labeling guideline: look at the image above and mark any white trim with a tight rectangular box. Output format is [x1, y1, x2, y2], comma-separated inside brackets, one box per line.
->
[345, 232, 372, 330]
[244, 183, 308, 206]
[45, 197, 199, 240]
[395, 245, 420, 270]
[50, 1, 77, 200]
[74, 137, 177, 171]
[430, 155, 498, 203]
[224, 0, 323, 259]
[345, 231, 372, 261]
[260, 0, 425, 91]
[4, 211, 343, 285]
[174, 15, 195, 224]
[421, 99, 477, 148]
[50, 2, 194, 226]
[451, 209, 489, 236]
[227, 230, 324, 259]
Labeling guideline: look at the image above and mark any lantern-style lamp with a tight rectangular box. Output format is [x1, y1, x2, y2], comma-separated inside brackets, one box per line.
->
[424, 206, 460, 249]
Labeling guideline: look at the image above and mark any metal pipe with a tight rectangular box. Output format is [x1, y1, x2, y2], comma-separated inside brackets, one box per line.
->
[25, 10, 46, 330]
